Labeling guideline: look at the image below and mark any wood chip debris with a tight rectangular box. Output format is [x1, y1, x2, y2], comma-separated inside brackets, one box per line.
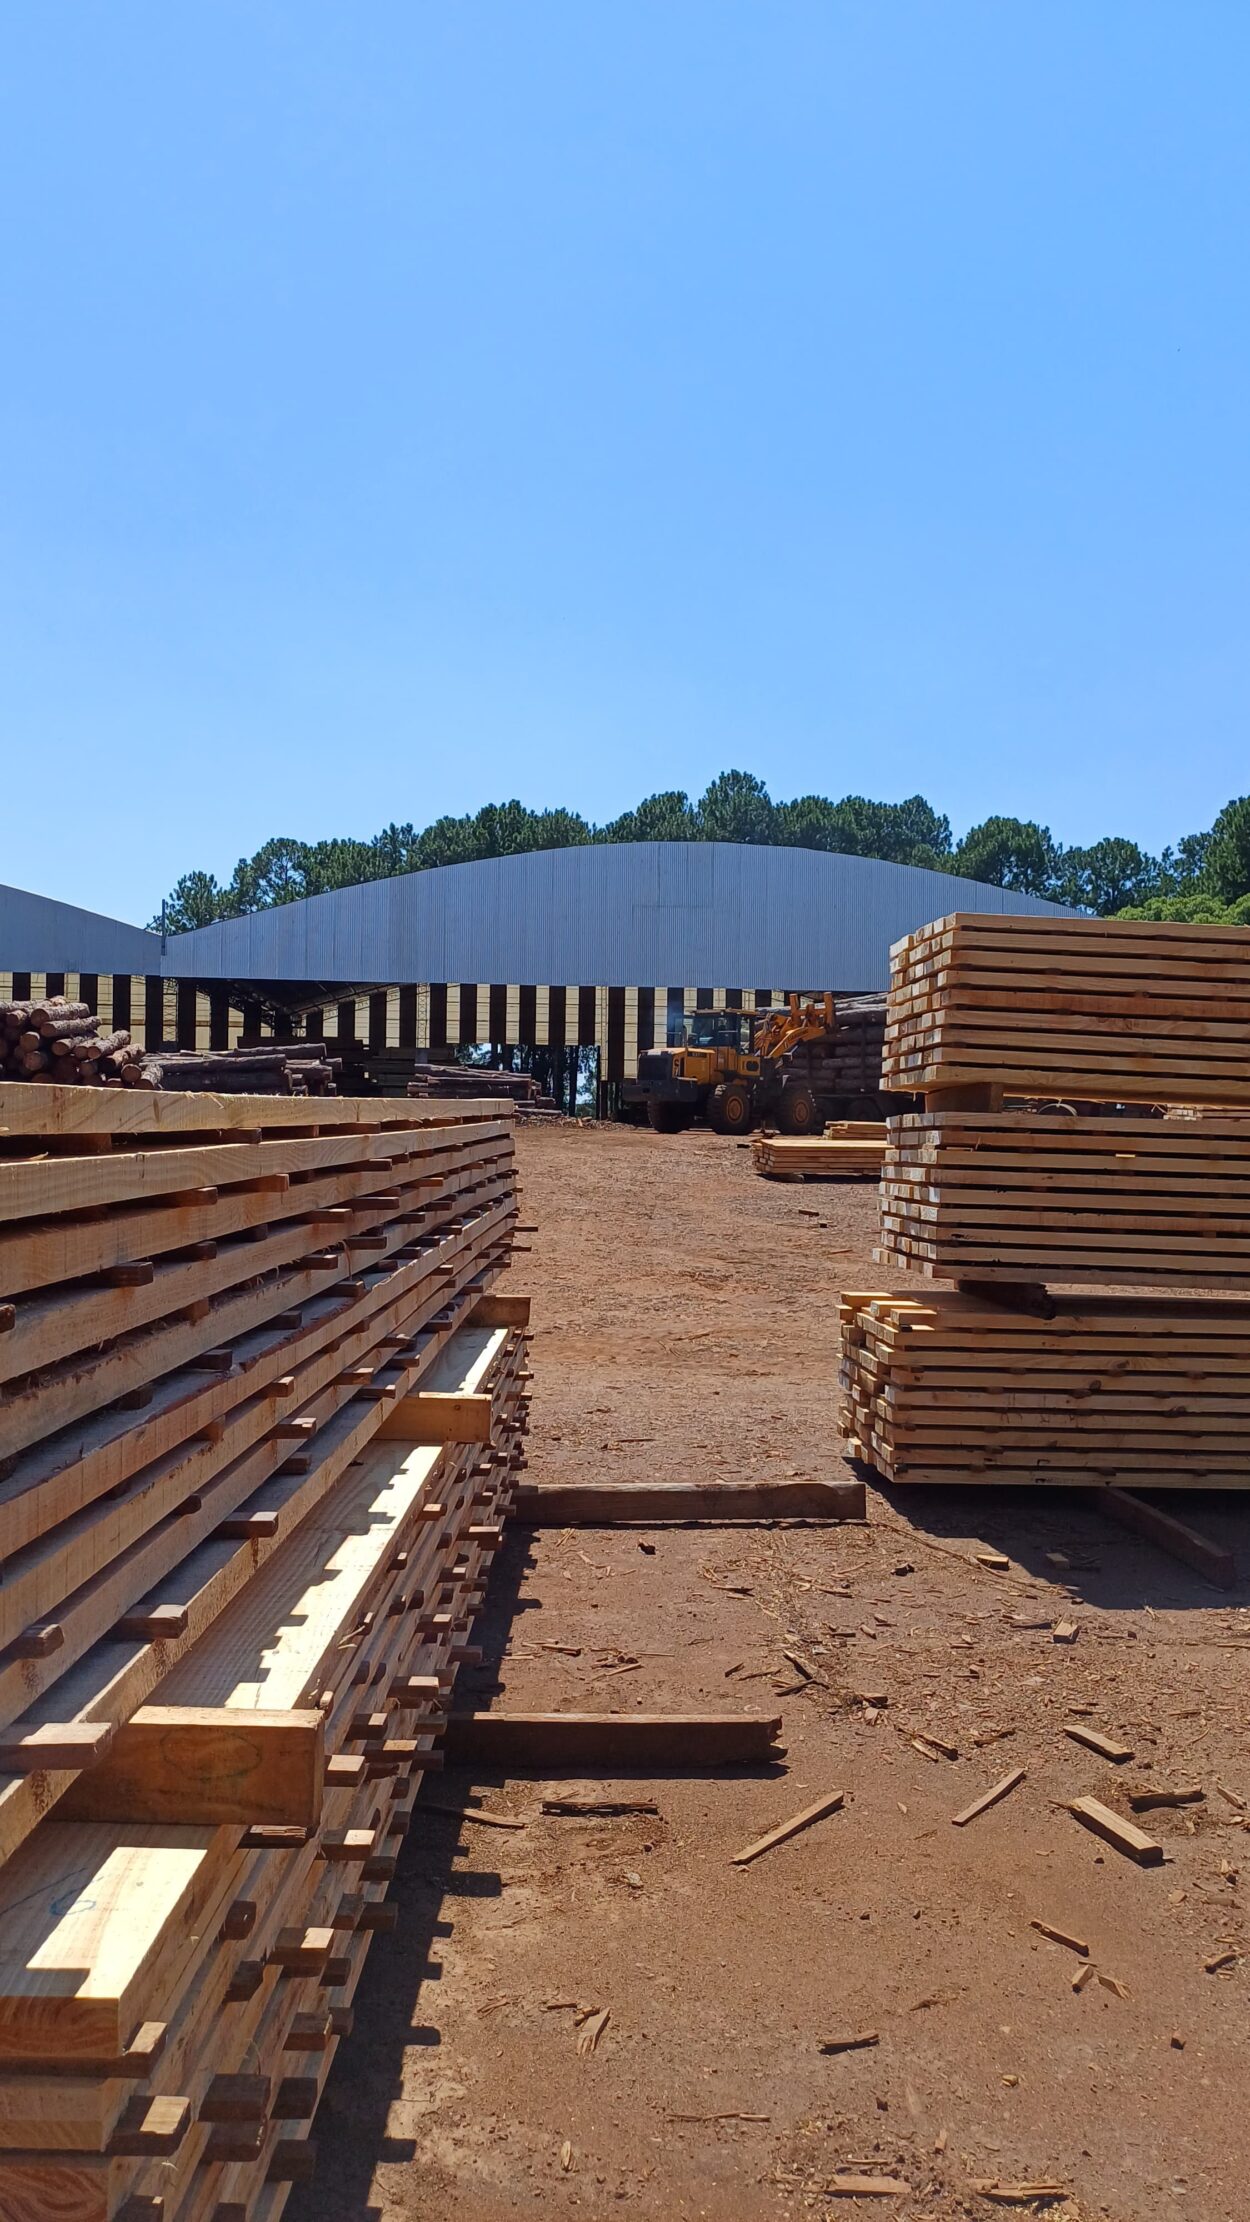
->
[1030, 1919, 1089, 1957]
[1072, 1962, 1097, 1993]
[824, 2177, 910, 2198]
[1204, 1949, 1238, 1973]
[969, 2185, 1069, 2207]
[541, 1797, 660, 1818]
[1063, 1723, 1134, 1763]
[818, 2030, 879, 2055]
[732, 1788, 845, 1867]
[1128, 1784, 1204, 1812]
[977, 1552, 1011, 1571]
[560, 2139, 573, 2172]
[1052, 1621, 1079, 1644]
[575, 2007, 610, 2056]
[952, 1768, 1026, 1827]
[912, 1732, 959, 1762]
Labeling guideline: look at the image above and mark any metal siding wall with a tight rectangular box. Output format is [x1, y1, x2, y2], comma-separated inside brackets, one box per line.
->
[163, 843, 1076, 992]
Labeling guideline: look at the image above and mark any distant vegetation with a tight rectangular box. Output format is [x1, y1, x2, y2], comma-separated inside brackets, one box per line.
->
[151, 774, 1250, 932]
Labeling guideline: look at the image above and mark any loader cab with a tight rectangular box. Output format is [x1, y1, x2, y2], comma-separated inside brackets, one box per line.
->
[679, 1009, 761, 1080]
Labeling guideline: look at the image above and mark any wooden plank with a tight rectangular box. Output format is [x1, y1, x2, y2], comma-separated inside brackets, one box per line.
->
[443, 1711, 784, 1769]
[1068, 1795, 1164, 1866]
[0, 1081, 511, 1138]
[377, 1391, 494, 1444]
[57, 1707, 324, 1827]
[511, 1478, 865, 1524]
[731, 1789, 844, 1866]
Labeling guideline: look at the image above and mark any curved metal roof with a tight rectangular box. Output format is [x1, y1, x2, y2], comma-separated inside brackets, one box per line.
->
[164, 842, 1071, 990]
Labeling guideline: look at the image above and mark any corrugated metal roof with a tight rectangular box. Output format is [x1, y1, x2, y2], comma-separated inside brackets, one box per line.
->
[163, 842, 1074, 990]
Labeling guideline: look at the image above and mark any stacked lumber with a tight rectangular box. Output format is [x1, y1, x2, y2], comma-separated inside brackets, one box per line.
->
[0, 1081, 529, 2219]
[408, 1065, 558, 1112]
[882, 912, 1250, 1105]
[1, 998, 144, 1086]
[877, 1112, 1250, 1287]
[839, 1289, 1250, 1487]
[774, 993, 895, 1104]
[753, 1124, 886, 1180]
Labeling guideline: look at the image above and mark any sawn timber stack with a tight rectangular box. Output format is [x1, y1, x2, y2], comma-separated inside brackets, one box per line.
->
[838, 1289, 1250, 1488]
[0, 1080, 531, 2222]
[752, 1124, 886, 1181]
[881, 911, 1250, 1106]
[877, 1111, 1250, 1287]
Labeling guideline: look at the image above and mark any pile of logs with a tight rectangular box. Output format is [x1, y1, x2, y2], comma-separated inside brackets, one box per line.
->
[141, 1043, 341, 1096]
[0, 996, 144, 1084]
[0, 1080, 528, 2218]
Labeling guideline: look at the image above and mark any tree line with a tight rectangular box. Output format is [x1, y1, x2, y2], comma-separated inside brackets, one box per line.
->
[152, 772, 1250, 932]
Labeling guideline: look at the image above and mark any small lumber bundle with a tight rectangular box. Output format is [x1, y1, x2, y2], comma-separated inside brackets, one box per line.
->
[0, 1078, 531, 2217]
[882, 912, 1250, 1105]
[878, 1111, 1250, 1287]
[409, 1065, 541, 1103]
[752, 1125, 886, 1180]
[839, 1288, 1250, 1487]
[0, 997, 145, 1085]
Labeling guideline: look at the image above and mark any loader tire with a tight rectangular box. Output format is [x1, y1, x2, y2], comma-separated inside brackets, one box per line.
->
[777, 1083, 819, 1136]
[708, 1082, 754, 1135]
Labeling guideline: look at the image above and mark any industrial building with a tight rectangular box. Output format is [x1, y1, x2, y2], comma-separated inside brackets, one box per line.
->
[0, 842, 1070, 1100]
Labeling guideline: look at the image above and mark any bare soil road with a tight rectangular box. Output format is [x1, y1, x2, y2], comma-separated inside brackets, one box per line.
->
[292, 1121, 1250, 2222]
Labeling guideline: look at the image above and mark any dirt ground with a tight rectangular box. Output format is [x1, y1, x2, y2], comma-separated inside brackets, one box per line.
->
[292, 1122, 1250, 2222]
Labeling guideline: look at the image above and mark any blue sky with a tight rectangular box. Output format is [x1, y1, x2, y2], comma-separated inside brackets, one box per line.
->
[2, 3, 1248, 923]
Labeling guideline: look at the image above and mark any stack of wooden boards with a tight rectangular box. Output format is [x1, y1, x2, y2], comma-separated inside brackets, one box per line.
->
[752, 1122, 886, 1181]
[1, 998, 145, 1086]
[881, 910, 1250, 1104]
[408, 1065, 561, 1117]
[0, 1081, 530, 2219]
[839, 1289, 1250, 1487]
[842, 913, 1250, 1490]
[877, 1112, 1250, 1287]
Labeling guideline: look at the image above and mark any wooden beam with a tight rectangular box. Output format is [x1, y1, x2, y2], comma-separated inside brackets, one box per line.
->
[57, 1707, 324, 1828]
[510, 1478, 866, 1525]
[377, 1391, 493, 1444]
[1096, 1486, 1237, 1589]
[443, 1710, 784, 1770]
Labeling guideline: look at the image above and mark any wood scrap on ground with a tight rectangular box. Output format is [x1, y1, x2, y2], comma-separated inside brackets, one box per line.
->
[731, 1788, 845, 1867]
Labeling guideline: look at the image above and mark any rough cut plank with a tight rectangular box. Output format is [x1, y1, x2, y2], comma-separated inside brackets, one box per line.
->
[443, 1711, 784, 1769]
[512, 1477, 865, 1524]
[0, 1081, 511, 1138]
[56, 1706, 324, 1828]
[1068, 1795, 1165, 1866]
[468, 1292, 531, 1328]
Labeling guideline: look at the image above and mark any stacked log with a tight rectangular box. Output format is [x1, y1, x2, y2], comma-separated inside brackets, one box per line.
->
[0, 997, 144, 1085]
[140, 1045, 340, 1096]
[0, 1081, 529, 2219]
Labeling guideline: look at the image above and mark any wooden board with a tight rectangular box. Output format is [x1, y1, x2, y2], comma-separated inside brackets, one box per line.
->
[0, 1081, 512, 1138]
[510, 1479, 866, 1523]
[376, 1391, 494, 1444]
[443, 1711, 784, 1769]
[57, 1707, 325, 1828]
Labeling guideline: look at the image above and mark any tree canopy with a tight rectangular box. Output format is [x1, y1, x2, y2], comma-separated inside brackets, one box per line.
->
[150, 775, 1250, 932]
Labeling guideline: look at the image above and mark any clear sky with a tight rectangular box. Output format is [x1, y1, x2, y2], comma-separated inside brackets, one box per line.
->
[2, 3, 1248, 924]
